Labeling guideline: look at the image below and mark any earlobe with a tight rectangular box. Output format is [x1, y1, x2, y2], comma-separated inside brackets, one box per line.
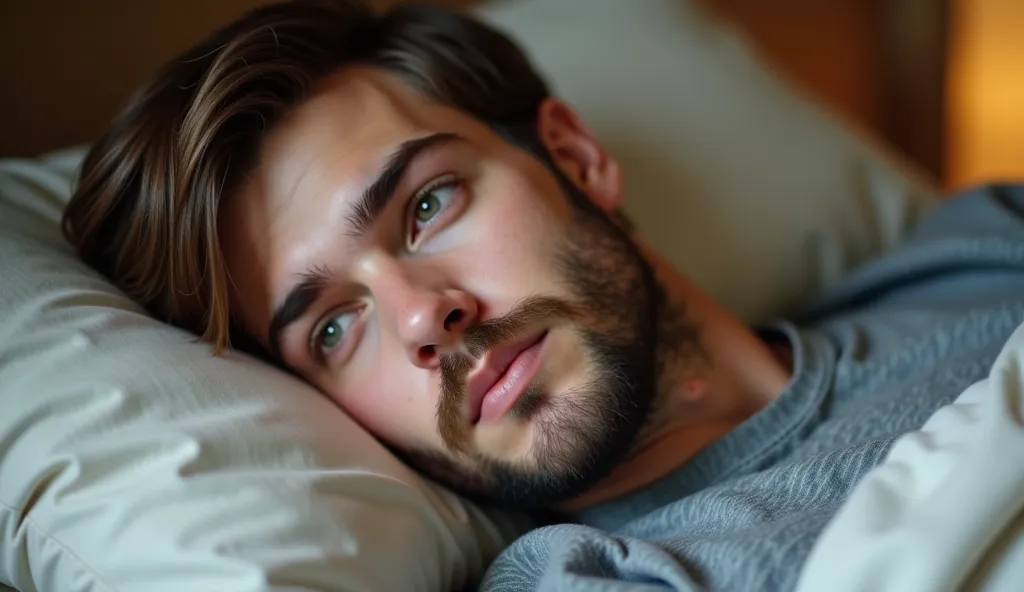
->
[536, 98, 623, 212]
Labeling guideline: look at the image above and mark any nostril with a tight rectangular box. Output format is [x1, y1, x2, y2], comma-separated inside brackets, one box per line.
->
[418, 344, 437, 363]
[444, 309, 464, 331]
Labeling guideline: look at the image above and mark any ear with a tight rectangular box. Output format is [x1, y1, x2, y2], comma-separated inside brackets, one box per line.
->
[536, 98, 623, 212]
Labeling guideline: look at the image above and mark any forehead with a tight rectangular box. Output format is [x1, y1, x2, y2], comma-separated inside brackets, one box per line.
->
[255, 67, 463, 211]
[218, 67, 480, 338]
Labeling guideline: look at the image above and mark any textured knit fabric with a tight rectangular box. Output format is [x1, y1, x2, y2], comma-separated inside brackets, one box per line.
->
[480, 184, 1024, 592]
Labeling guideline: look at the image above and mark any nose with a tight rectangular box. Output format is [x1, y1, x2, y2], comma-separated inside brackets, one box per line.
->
[359, 254, 478, 369]
[397, 288, 477, 368]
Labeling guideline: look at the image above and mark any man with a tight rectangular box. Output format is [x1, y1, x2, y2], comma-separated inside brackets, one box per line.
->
[62, 0, 1024, 589]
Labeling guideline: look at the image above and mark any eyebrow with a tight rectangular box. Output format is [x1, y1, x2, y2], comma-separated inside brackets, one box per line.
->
[345, 131, 464, 237]
[266, 132, 464, 359]
[268, 267, 330, 361]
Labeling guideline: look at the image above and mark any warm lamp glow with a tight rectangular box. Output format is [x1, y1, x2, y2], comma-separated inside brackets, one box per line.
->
[947, 0, 1024, 188]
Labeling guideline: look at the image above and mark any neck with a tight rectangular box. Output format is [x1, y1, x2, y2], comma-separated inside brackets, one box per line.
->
[562, 244, 792, 510]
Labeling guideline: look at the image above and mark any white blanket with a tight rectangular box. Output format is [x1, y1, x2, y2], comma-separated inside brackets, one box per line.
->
[797, 322, 1024, 592]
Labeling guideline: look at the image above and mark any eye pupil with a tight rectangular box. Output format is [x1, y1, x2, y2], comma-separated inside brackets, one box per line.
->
[415, 194, 441, 222]
[321, 320, 341, 348]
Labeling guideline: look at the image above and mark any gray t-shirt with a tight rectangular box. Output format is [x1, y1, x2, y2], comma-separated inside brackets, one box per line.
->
[481, 185, 1024, 591]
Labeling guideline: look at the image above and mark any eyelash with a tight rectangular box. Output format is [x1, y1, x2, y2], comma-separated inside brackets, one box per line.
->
[406, 173, 463, 245]
[310, 307, 361, 365]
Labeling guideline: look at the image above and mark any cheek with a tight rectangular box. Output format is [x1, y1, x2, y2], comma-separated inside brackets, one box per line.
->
[325, 339, 442, 450]
[456, 178, 568, 293]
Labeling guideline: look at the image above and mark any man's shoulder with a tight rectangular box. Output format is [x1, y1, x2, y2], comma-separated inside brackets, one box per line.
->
[800, 183, 1024, 377]
[482, 443, 869, 591]
[912, 183, 1024, 243]
[796, 183, 1024, 324]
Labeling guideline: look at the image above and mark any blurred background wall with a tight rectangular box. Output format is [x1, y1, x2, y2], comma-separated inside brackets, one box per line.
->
[0, 0, 1020, 189]
[946, 0, 1024, 188]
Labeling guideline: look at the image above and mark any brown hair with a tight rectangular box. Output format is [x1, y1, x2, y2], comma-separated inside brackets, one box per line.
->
[62, 0, 549, 353]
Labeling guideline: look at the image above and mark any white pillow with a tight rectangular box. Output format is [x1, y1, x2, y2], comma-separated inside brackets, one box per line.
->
[0, 148, 528, 592]
[478, 0, 940, 322]
[0, 2, 940, 592]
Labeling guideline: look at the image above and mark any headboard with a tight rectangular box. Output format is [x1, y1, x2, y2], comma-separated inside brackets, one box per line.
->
[0, 0, 947, 180]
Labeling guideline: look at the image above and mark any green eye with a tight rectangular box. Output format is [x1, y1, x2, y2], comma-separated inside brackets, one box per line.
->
[415, 193, 441, 222]
[316, 310, 357, 354]
[320, 320, 342, 349]
[413, 182, 457, 225]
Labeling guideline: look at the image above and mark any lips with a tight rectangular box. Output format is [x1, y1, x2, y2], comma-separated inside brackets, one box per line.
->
[466, 331, 547, 425]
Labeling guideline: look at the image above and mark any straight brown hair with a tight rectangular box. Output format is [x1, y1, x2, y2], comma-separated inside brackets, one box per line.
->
[62, 0, 549, 353]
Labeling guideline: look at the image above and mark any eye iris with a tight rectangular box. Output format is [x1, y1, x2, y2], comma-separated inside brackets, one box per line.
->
[416, 193, 441, 222]
[321, 320, 341, 348]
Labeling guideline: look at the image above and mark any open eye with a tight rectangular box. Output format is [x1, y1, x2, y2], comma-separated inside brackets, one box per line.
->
[313, 308, 359, 358]
[409, 176, 460, 240]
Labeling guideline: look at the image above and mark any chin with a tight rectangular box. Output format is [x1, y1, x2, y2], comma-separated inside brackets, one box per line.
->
[471, 384, 549, 462]
[409, 319, 656, 507]
[402, 379, 641, 508]
[481, 377, 600, 459]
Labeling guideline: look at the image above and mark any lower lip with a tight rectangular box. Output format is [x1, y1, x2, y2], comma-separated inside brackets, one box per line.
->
[478, 333, 547, 425]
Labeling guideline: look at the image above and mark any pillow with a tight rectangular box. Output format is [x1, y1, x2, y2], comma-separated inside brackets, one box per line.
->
[0, 147, 528, 592]
[0, 2, 940, 591]
[477, 0, 940, 322]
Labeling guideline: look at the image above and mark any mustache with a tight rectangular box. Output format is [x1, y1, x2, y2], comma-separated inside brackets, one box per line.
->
[436, 296, 577, 453]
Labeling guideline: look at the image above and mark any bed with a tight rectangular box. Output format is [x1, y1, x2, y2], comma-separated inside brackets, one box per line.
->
[1, 1, 1020, 590]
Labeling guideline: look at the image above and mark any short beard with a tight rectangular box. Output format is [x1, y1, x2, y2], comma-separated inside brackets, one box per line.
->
[391, 136, 703, 509]
[392, 190, 666, 508]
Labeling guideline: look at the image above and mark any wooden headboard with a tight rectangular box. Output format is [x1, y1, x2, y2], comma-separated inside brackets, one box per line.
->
[0, 0, 948, 181]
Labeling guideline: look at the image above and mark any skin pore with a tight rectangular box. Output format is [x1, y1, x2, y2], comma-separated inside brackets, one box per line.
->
[219, 66, 791, 510]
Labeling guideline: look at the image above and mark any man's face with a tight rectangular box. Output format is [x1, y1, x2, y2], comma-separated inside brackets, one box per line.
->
[221, 68, 660, 508]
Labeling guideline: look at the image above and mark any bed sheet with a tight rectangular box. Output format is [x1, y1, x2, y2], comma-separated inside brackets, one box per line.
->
[797, 321, 1024, 592]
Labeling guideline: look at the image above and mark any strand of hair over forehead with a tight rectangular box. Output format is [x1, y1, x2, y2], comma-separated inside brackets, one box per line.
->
[170, 0, 380, 353]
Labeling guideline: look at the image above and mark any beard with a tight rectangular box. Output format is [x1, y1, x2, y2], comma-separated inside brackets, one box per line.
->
[393, 189, 667, 510]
